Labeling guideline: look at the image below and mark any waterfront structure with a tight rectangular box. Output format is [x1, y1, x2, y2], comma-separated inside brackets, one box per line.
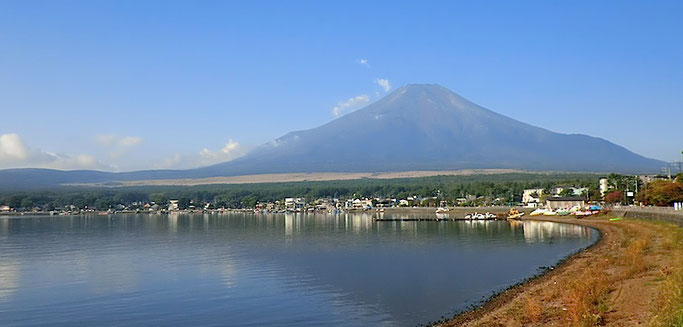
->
[285, 198, 306, 211]
[546, 197, 586, 210]
[522, 188, 544, 208]
[168, 199, 179, 211]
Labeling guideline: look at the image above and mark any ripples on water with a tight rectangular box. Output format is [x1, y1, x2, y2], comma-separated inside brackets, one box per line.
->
[0, 214, 597, 326]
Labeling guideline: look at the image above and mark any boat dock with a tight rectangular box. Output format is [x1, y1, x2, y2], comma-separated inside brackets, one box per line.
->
[373, 217, 505, 222]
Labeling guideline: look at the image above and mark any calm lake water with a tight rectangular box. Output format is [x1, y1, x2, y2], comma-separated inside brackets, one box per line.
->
[0, 213, 597, 326]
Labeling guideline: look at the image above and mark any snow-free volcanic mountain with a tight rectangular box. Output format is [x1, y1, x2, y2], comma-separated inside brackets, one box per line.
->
[0, 84, 665, 188]
[197, 84, 663, 175]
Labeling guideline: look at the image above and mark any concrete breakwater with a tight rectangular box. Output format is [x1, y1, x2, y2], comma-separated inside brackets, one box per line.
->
[609, 206, 683, 226]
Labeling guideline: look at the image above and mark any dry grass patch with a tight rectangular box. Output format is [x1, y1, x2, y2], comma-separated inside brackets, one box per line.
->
[650, 225, 683, 327]
[625, 237, 650, 276]
[562, 259, 611, 326]
[522, 297, 543, 324]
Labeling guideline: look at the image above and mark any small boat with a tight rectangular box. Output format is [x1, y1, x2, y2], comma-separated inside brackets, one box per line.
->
[572, 210, 593, 218]
[529, 209, 547, 216]
[465, 212, 485, 220]
[555, 209, 570, 216]
[506, 209, 524, 220]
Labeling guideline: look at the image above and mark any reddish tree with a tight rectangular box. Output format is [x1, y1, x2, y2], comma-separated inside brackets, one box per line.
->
[604, 190, 624, 204]
[638, 180, 683, 206]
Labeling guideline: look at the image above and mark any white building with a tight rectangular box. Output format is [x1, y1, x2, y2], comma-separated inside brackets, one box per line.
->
[285, 198, 306, 210]
[599, 178, 609, 196]
[168, 199, 179, 211]
[522, 188, 544, 208]
[546, 197, 586, 210]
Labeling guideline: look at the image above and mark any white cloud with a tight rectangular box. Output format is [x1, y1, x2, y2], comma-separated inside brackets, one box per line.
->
[0, 133, 28, 161]
[43, 153, 102, 170]
[94, 134, 117, 147]
[154, 153, 183, 169]
[155, 139, 247, 169]
[199, 139, 245, 165]
[358, 58, 369, 66]
[95, 134, 143, 148]
[376, 78, 391, 92]
[94, 134, 143, 158]
[119, 136, 143, 147]
[0, 133, 107, 170]
[332, 95, 370, 117]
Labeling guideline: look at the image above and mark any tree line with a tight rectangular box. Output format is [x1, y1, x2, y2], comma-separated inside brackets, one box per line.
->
[0, 172, 601, 210]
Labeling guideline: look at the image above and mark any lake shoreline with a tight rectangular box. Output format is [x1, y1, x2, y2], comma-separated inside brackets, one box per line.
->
[439, 215, 683, 326]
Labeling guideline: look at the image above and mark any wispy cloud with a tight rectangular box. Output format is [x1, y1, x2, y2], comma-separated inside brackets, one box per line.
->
[375, 78, 391, 92]
[94, 134, 143, 158]
[155, 139, 247, 169]
[358, 58, 369, 66]
[332, 95, 370, 117]
[199, 139, 245, 165]
[119, 136, 143, 147]
[0, 133, 107, 170]
[95, 134, 142, 148]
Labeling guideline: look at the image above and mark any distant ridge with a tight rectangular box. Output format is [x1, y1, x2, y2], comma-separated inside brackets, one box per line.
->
[0, 84, 665, 188]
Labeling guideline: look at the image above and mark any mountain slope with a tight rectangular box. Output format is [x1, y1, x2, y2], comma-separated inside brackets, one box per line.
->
[196, 84, 663, 175]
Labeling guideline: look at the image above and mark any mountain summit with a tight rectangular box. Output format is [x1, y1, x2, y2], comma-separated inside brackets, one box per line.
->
[198, 84, 662, 175]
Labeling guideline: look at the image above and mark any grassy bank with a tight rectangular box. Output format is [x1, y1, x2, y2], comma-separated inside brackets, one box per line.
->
[440, 216, 683, 327]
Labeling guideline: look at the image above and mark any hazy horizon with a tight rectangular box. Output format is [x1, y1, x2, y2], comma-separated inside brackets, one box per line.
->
[1, 1, 682, 172]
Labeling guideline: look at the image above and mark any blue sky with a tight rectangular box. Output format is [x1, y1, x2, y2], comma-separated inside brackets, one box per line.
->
[1, 1, 682, 171]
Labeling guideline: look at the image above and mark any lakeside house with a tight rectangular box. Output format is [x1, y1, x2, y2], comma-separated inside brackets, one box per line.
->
[0, 205, 11, 212]
[168, 199, 179, 211]
[285, 198, 306, 211]
[522, 188, 544, 208]
[546, 197, 586, 210]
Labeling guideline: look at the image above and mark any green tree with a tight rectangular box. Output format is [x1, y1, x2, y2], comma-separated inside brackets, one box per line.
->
[559, 188, 575, 197]
[20, 198, 34, 209]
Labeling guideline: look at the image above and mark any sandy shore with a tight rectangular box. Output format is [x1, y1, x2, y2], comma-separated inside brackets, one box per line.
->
[439, 215, 683, 326]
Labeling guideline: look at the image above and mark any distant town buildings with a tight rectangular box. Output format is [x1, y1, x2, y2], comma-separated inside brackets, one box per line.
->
[3, 173, 680, 216]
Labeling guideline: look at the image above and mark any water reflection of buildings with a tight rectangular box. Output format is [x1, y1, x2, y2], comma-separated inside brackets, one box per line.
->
[522, 221, 593, 243]
[285, 214, 294, 238]
[344, 213, 373, 233]
[167, 213, 179, 233]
